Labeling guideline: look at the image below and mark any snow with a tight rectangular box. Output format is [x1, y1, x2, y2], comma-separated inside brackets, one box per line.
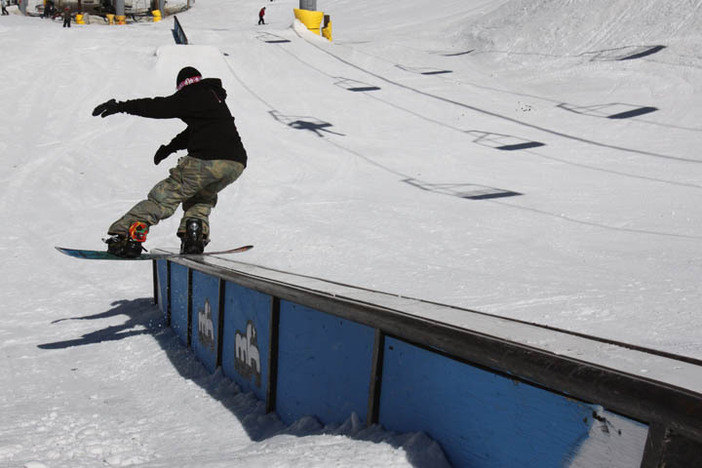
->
[0, 0, 701, 466]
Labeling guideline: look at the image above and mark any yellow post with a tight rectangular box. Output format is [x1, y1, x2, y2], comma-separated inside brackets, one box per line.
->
[106, 13, 115, 24]
[293, 8, 324, 35]
[322, 18, 332, 41]
[152, 10, 161, 22]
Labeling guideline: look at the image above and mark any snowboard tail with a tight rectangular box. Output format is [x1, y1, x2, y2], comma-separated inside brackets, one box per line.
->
[55, 245, 253, 261]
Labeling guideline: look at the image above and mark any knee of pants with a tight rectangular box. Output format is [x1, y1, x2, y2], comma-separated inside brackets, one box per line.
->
[147, 187, 182, 218]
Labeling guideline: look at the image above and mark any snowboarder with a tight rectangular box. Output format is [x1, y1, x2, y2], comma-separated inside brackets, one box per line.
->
[62, 6, 71, 27]
[91, 66, 248, 258]
[258, 6, 265, 25]
[1, 0, 9, 16]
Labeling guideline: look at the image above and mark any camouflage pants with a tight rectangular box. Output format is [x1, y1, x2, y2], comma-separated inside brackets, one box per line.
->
[108, 156, 245, 238]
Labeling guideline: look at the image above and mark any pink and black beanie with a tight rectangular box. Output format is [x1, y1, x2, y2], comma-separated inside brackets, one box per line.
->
[176, 66, 202, 91]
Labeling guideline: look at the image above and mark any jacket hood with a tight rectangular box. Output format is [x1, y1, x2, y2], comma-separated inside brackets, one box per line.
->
[180, 77, 227, 101]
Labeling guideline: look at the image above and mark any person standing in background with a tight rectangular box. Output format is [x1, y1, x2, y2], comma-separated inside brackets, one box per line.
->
[62, 6, 71, 27]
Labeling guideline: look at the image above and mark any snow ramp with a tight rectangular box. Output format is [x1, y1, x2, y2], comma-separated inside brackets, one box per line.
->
[153, 45, 233, 88]
[152, 253, 702, 468]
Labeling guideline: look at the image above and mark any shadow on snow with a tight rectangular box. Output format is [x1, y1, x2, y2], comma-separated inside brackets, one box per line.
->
[37, 297, 449, 468]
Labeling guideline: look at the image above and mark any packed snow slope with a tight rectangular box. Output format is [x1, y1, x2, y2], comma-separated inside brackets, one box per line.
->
[181, 0, 701, 356]
[0, 0, 701, 466]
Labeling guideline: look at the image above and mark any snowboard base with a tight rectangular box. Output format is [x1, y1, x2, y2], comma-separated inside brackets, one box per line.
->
[55, 245, 253, 261]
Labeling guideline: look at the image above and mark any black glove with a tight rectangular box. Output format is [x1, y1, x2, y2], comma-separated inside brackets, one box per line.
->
[153, 145, 174, 165]
[92, 99, 122, 118]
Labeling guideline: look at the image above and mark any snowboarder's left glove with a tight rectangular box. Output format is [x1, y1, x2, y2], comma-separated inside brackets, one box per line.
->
[153, 144, 174, 165]
[92, 99, 123, 118]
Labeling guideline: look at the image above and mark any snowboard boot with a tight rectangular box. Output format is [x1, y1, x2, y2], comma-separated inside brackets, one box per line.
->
[105, 221, 148, 258]
[179, 218, 208, 255]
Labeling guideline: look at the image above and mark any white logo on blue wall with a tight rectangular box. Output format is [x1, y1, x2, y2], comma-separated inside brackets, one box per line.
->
[235, 320, 261, 387]
[198, 299, 216, 352]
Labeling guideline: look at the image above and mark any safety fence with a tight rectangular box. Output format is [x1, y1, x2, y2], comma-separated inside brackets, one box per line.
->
[152, 253, 702, 467]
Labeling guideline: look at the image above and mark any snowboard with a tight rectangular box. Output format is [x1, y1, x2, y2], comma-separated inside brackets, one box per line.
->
[55, 245, 253, 261]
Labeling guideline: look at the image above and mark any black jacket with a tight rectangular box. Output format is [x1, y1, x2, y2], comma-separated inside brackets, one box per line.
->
[120, 78, 247, 166]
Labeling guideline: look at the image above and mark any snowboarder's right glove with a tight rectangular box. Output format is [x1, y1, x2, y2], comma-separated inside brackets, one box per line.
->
[153, 144, 174, 165]
[92, 99, 123, 118]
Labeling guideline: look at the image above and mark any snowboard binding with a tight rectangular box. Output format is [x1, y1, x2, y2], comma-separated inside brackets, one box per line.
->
[105, 221, 148, 258]
[180, 218, 208, 255]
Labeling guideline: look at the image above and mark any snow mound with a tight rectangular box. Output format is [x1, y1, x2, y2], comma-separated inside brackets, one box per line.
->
[155, 44, 232, 85]
[458, 0, 702, 60]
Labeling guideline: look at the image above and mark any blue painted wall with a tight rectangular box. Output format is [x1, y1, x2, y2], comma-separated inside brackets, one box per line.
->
[155, 263, 650, 468]
[169, 263, 189, 346]
[275, 301, 375, 425]
[221, 282, 271, 402]
[190, 271, 220, 373]
[379, 337, 595, 467]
